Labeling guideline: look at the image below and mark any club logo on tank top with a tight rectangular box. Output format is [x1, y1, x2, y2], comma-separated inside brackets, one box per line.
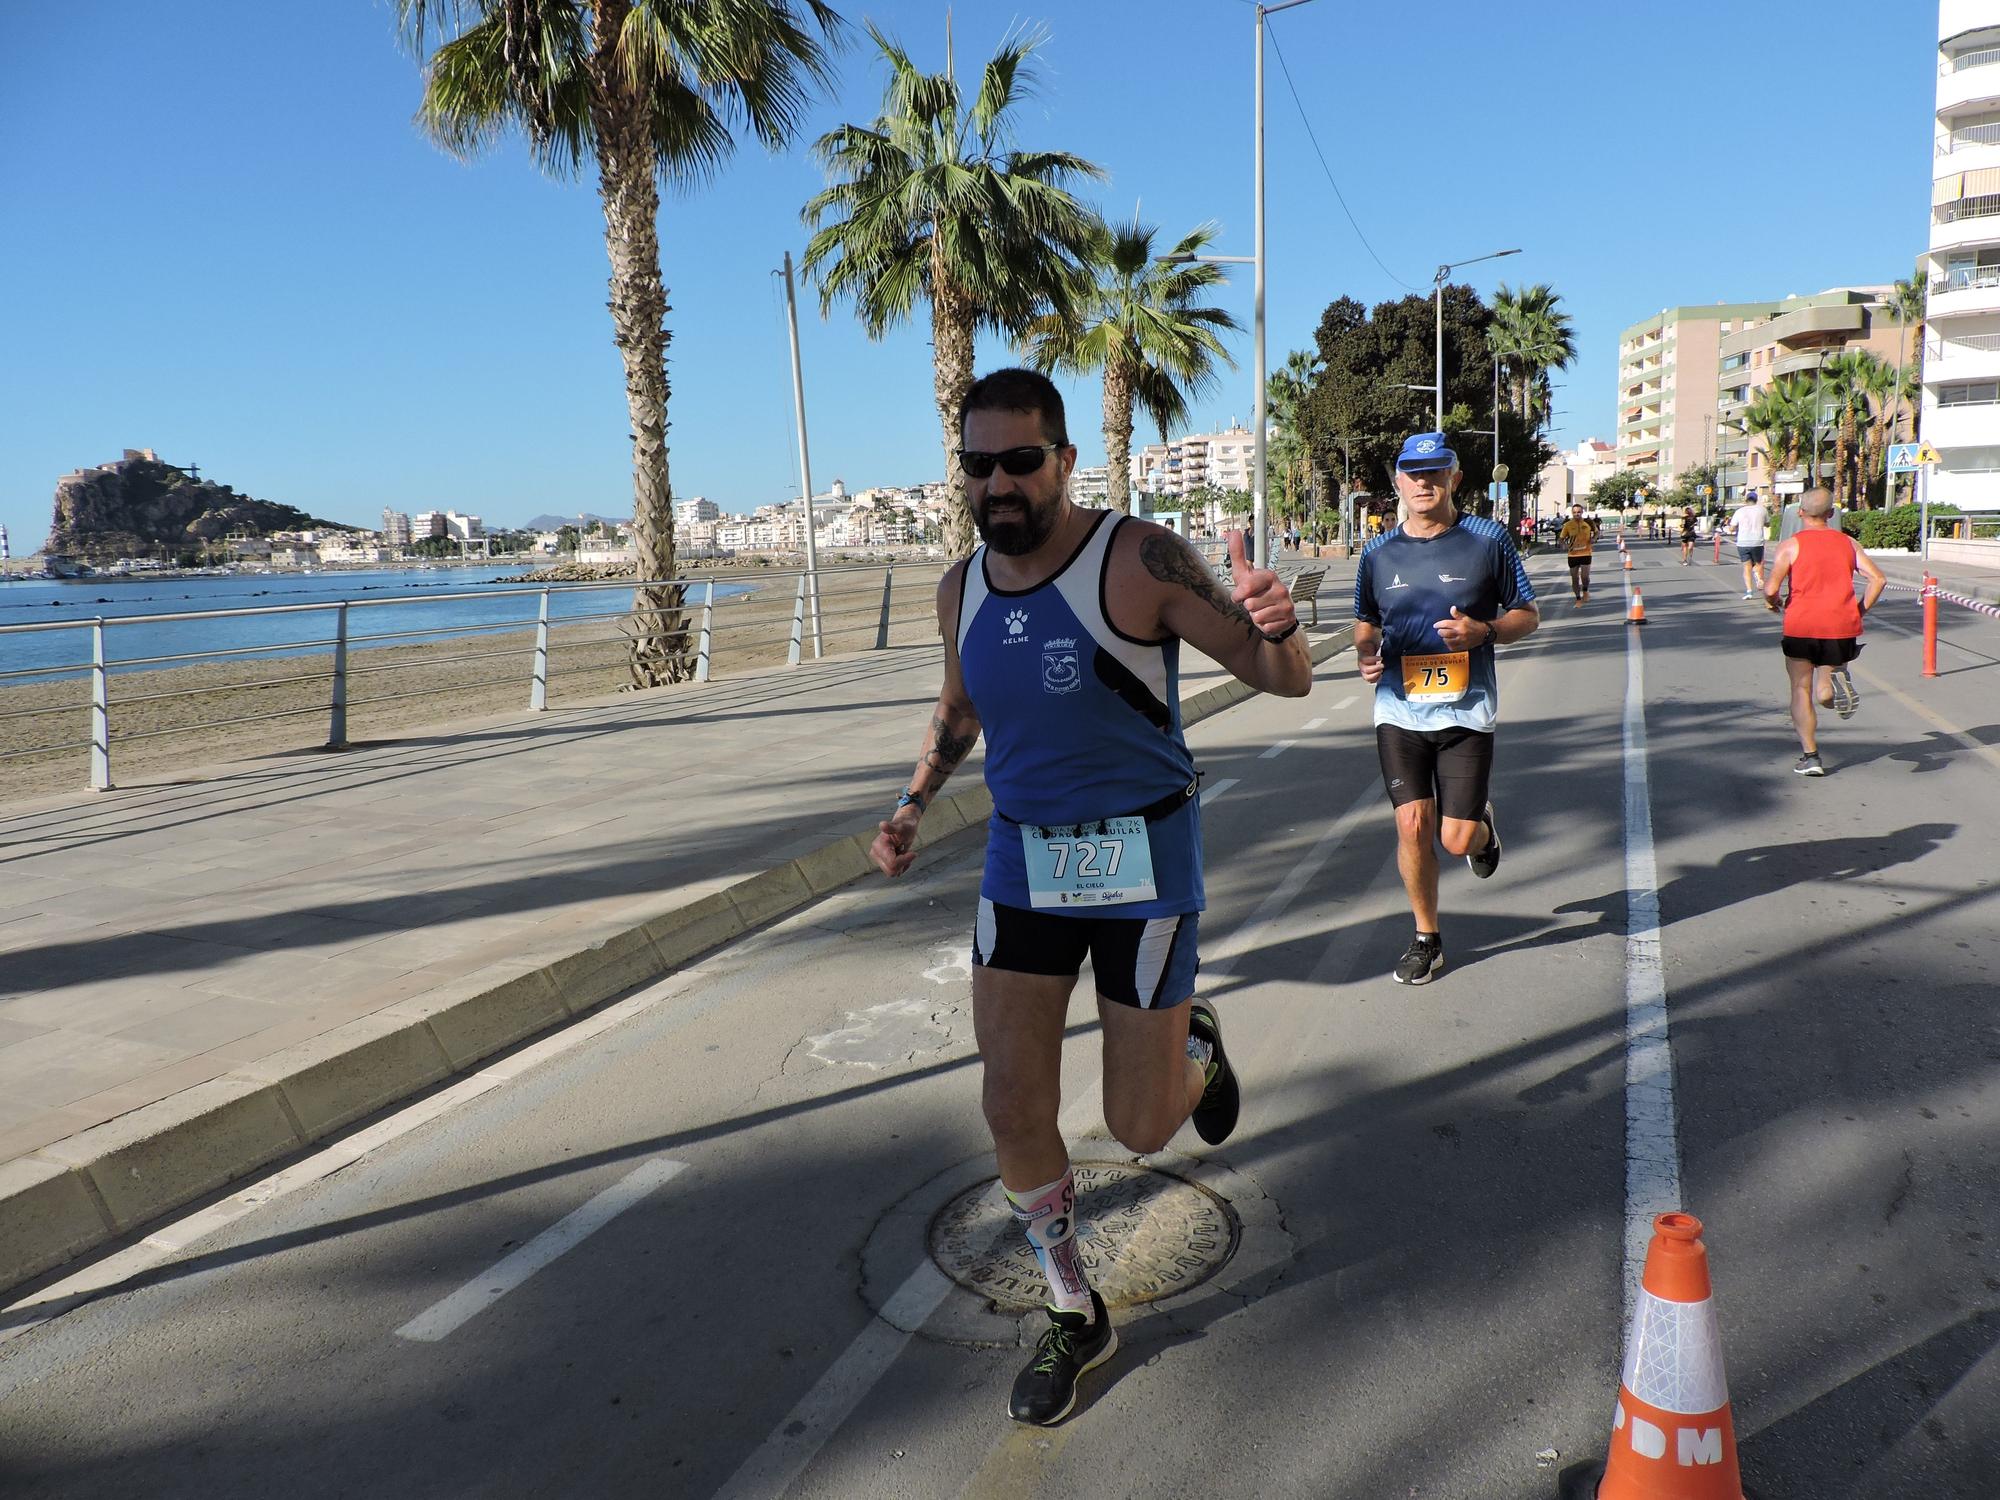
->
[1003, 609, 1029, 642]
[1041, 636, 1081, 694]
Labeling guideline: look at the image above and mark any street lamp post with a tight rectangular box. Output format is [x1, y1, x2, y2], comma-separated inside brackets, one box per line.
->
[1432, 248, 1520, 428]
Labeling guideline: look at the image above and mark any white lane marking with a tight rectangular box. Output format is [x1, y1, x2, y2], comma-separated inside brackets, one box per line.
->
[0, 973, 702, 1349]
[714, 783, 1380, 1497]
[1331, 695, 1356, 712]
[1304, 716, 1328, 730]
[1620, 571, 1681, 1330]
[709, 1262, 954, 1500]
[395, 1157, 687, 1343]
[1259, 740, 1296, 760]
[1199, 777, 1240, 805]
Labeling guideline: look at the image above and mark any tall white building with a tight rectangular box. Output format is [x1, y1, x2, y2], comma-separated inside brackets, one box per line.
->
[674, 497, 719, 525]
[1924, 1, 2000, 511]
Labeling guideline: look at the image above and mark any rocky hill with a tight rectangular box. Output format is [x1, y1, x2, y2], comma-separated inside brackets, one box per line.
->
[42, 450, 352, 559]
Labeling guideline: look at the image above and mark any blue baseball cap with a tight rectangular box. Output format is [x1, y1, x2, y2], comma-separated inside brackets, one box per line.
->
[1396, 432, 1456, 471]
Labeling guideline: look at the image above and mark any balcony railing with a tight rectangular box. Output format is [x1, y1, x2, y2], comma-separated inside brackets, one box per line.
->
[1932, 265, 2000, 295]
[1938, 120, 2000, 153]
[1929, 331, 2000, 358]
[1949, 45, 2000, 74]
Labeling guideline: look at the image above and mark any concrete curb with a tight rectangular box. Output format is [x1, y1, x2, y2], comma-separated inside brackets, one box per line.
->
[0, 626, 1355, 1296]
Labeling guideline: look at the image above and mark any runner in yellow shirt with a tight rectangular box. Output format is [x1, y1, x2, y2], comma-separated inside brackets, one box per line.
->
[1557, 503, 1598, 605]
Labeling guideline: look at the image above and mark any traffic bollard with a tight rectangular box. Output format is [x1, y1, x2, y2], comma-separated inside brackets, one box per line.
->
[1713, 529, 1723, 564]
[1922, 573, 1939, 679]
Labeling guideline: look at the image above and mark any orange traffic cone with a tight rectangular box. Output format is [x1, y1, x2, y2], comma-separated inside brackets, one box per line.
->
[1623, 552, 1635, 571]
[1627, 588, 1646, 625]
[1560, 1214, 1760, 1499]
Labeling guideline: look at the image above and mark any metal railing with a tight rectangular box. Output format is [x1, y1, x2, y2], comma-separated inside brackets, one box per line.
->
[1931, 266, 2000, 295]
[0, 561, 944, 792]
[1949, 45, 2000, 74]
[1938, 120, 2000, 153]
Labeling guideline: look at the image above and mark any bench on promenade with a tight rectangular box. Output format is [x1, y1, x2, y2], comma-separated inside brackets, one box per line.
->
[1289, 567, 1329, 628]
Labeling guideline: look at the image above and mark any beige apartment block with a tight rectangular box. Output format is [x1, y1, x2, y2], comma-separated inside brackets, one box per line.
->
[1135, 426, 1256, 501]
[1619, 289, 1906, 504]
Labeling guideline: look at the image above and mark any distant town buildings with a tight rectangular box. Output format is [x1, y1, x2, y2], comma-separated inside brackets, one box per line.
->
[1072, 465, 1111, 505]
[380, 509, 412, 547]
[1534, 438, 1621, 515]
[1922, 0, 2000, 512]
[674, 497, 719, 526]
[1134, 425, 1257, 501]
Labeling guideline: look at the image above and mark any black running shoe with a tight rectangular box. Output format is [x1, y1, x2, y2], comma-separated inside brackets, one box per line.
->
[1393, 934, 1444, 985]
[1009, 1290, 1116, 1426]
[1468, 801, 1501, 879]
[1187, 1003, 1240, 1146]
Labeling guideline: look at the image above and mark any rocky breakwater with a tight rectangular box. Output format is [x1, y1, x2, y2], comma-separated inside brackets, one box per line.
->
[43, 450, 350, 560]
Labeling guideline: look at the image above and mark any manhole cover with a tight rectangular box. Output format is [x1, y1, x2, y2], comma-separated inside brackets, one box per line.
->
[926, 1159, 1239, 1314]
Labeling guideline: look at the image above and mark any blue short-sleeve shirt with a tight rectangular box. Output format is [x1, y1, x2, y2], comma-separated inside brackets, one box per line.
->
[1353, 514, 1536, 732]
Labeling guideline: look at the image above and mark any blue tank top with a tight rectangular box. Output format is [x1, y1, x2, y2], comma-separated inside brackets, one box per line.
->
[957, 511, 1204, 917]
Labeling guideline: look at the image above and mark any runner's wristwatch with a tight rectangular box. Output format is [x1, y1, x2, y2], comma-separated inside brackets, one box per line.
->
[1262, 622, 1300, 644]
[896, 789, 927, 814]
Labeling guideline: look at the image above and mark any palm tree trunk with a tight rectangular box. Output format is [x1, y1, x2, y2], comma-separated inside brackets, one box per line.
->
[932, 249, 979, 556]
[1100, 359, 1134, 515]
[590, 0, 684, 687]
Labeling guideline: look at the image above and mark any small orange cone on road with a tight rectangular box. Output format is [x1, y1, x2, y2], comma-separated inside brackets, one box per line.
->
[1560, 1213, 1759, 1499]
[1623, 552, 1635, 571]
[1627, 588, 1646, 625]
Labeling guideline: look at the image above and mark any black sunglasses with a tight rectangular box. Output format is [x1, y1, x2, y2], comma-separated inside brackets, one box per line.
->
[957, 443, 1060, 480]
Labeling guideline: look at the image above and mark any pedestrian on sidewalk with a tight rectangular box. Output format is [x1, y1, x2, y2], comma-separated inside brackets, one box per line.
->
[1354, 431, 1540, 985]
[1679, 506, 1697, 565]
[1763, 487, 1886, 776]
[869, 367, 1312, 1425]
[1557, 502, 1596, 604]
[1731, 490, 1771, 598]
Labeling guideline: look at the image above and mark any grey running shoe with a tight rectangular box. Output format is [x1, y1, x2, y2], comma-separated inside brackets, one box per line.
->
[1831, 669, 1858, 719]
[1393, 934, 1445, 985]
[1186, 1003, 1240, 1146]
[1009, 1290, 1116, 1425]
[1793, 752, 1826, 777]
[1468, 801, 1501, 879]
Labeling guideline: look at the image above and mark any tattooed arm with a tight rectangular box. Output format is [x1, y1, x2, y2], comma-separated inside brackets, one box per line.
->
[871, 564, 984, 878]
[1127, 526, 1313, 698]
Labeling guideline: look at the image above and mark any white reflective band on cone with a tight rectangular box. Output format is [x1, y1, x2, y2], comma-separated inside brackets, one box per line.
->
[1621, 1289, 1730, 1414]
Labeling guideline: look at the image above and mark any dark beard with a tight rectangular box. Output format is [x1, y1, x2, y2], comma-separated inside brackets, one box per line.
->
[974, 498, 1059, 556]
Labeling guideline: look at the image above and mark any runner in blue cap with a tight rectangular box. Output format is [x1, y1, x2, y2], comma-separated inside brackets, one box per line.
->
[1353, 432, 1540, 983]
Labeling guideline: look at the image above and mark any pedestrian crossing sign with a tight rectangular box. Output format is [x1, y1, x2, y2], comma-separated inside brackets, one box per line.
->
[1889, 442, 1940, 473]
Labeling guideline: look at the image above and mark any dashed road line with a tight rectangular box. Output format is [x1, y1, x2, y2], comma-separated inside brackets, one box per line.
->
[1200, 777, 1240, 805]
[1304, 716, 1327, 730]
[1259, 740, 1295, 760]
[395, 1157, 687, 1343]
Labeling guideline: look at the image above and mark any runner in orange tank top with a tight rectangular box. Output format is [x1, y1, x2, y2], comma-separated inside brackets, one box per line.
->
[1763, 488, 1886, 775]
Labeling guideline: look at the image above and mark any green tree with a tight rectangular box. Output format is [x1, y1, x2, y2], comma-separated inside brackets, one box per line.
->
[804, 23, 1102, 553]
[1745, 376, 1812, 493]
[1023, 213, 1238, 514]
[1265, 349, 1321, 526]
[1587, 470, 1649, 514]
[396, 0, 841, 685]
[1668, 462, 1720, 511]
[1820, 349, 1885, 507]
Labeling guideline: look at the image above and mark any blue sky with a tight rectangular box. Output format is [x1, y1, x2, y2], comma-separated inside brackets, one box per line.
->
[0, 1, 1939, 549]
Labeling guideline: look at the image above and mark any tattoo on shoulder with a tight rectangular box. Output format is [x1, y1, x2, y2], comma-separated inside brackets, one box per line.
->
[1139, 532, 1260, 646]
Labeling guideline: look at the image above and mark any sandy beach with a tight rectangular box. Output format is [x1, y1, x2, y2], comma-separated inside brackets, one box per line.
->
[0, 563, 949, 802]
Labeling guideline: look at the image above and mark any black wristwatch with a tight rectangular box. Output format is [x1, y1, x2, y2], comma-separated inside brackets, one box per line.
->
[1262, 621, 1300, 644]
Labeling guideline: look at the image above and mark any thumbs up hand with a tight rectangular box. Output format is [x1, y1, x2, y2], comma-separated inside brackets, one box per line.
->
[1227, 530, 1297, 641]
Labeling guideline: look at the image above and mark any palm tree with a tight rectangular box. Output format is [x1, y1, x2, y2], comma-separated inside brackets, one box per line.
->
[1858, 355, 1901, 508]
[1887, 276, 1928, 504]
[396, 0, 841, 687]
[1744, 376, 1812, 493]
[1021, 214, 1239, 514]
[1820, 349, 1882, 506]
[1487, 282, 1577, 423]
[1266, 349, 1321, 530]
[803, 23, 1103, 553]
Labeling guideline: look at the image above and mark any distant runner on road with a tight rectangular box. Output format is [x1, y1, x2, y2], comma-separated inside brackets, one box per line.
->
[1354, 431, 1541, 985]
[1763, 487, 1886, 776]
[1679, 506, 1697, 566]
[1557, 503, 1597, 605]
[869, 367, 1312, 1425]
[1732, 491, 1771, 599]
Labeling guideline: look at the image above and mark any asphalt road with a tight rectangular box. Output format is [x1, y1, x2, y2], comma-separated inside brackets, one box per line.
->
[2, 539, 1995, 1500]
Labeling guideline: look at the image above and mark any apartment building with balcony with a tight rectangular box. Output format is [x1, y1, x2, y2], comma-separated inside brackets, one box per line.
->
[1923, 0, 2000, 511]
[1717, 288, 1905, 501]
[1134, 426, 1256, 500]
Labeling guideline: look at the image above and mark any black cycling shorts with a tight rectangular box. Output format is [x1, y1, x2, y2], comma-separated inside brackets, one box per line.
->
[1781, 636, 1862, 667]
[1566, 554, 1592, 570]
[973, 898, 1200, 1009]
[1375, 723, 1495, 823]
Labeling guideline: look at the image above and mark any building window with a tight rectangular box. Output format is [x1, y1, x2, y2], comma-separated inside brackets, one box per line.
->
[1720, 353, 1749, 372]
[1941, 444, 2000, 471]
[1935, 380, 2000, 406]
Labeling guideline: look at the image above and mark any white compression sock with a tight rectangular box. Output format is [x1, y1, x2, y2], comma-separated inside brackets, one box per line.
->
[1004, 1168, 1095, 1317]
